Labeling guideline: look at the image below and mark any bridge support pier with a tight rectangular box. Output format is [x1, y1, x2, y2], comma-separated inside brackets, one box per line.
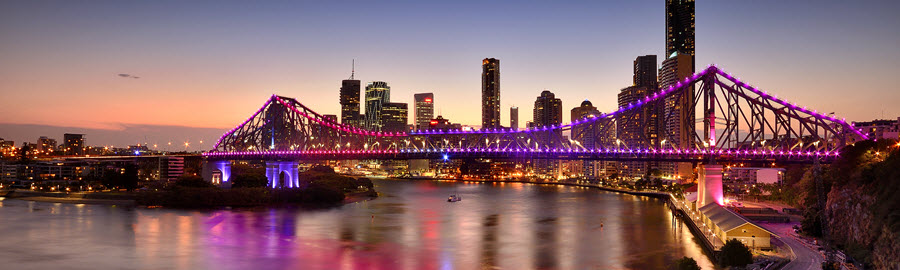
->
[266, 161, 300, 188]
[697, 164, 724, 207]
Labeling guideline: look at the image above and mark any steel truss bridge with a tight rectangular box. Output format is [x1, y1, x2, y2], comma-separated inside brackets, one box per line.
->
[205, 65, 867, 167]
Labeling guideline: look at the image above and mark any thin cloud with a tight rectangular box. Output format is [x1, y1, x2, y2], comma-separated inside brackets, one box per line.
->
[117, 73, 140, 79]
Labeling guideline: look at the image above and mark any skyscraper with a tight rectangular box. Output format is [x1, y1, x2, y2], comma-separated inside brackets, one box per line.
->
[617, 86, 651, 179]
[381, 102, 408, 133]
[634, 55, 658, 89]
[340, 78, 361, 127]
[510, 106, 519, 130]
[571, 100, 601, 178]
[666, 0, 695, 73]
[533, 90, 562, 129]
[660, 52, 695, 181]
[614, 55, 663, 179]
[413, 93, 434, 130]
[64, 133, 84, 156]
[571, 100, 600, 143]
[533, 90, 562, 176]
[481, 58, 501, 130]
[365, 81, 390, 131]
[634, 55, 662, 150]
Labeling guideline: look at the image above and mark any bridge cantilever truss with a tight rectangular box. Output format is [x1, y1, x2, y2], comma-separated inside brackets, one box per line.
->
[206, 65, 868, 163]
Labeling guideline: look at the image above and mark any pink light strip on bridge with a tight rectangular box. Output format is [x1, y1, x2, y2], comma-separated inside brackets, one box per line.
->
[203, 148, 839, 158]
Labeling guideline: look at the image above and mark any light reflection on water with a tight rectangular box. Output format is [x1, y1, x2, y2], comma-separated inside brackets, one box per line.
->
[0, 180, 715, 269]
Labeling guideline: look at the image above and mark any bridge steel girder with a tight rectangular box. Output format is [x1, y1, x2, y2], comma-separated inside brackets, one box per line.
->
[207, 65, 868, 165]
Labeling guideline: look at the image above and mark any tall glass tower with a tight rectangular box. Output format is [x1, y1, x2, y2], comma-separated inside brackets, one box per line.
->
[481, 58, 501, 129]
[666, 0, 695, 73]
[365, 81, 390, 131]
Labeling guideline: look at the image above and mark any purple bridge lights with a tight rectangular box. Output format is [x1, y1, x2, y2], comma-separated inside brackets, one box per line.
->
[201, 64, 868, 187]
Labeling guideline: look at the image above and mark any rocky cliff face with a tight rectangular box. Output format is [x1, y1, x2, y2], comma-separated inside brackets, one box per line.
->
[826, 184, 899, 269]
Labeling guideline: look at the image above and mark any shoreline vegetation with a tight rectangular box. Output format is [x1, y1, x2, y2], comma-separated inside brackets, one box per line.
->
[1, 165, 379, 209]
[136, 165, 378, 209]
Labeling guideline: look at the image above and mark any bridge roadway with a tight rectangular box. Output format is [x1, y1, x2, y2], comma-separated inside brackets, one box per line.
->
[203, 147, 839, 163]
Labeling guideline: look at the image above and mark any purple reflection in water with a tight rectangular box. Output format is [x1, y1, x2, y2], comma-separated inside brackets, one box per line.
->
[0, 180, 716, 270]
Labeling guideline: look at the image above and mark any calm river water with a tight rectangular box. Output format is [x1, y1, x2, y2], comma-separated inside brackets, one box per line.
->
[0, 180, 715, 269]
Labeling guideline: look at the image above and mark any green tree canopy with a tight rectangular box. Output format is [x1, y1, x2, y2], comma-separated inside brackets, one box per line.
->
[719, 239, 753, 267]
[672, 256, 701, 270]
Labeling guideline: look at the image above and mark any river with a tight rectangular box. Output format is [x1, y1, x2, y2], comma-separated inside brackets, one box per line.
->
[0, 179, 715, 269]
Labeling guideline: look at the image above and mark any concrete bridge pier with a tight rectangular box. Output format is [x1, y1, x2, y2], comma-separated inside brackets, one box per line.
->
[697, 164, 724, 207]
[266, 161, 300, 188]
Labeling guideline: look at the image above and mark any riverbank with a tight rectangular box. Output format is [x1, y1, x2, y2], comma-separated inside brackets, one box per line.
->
[16, 196, 135, 206]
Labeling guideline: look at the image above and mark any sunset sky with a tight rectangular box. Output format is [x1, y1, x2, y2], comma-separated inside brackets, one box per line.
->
[2, 0, 899, 149]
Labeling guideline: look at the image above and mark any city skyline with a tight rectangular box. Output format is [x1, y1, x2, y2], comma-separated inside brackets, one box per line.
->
[2, 0, 899, 148]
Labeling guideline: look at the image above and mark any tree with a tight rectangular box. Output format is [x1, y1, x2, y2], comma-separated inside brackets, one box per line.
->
[121, 164, 139, 191]
[17, 142, 31, 164]
[174, 174, 213, 188]
[719, 239, 753, 267]
[100, 164, 139, 191]
[231, 173, 268, 188]
[672, 256, 701, 270]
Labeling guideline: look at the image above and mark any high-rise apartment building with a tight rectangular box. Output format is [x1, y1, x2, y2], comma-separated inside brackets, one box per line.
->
[571, 100, 603, 178]
[340, 79, 361, 127]
[381, 103, 409, 133]
[634, 55, 659, 89]
[617, 86, 651, 179]
[571, 100, 600, 143]
[481, 58, 501, 130]
[533, 90, 562, 176]
[413, 93, 434, 130]
[533, 90, 562, 129]
[666, 0, 695, 74]
[64, 133, 84, 156]
[365, 81, 391, 131]
[510, 106, 519, 130]
[660, 52, 695, 181]
[613, 55, 664, 180]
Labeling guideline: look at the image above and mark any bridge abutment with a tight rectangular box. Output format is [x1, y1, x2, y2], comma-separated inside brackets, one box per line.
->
[266, 161, 300, 188]
[202, 160, 232, 188]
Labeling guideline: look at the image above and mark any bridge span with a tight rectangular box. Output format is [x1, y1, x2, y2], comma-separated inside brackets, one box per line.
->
[202, 65, 868, 188]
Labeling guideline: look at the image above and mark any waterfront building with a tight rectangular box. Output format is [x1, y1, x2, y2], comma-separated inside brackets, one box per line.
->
[381, 102, 409, 133]
[160, 156, 185, 181]
[698, 203, 775, 250]
[482, 58, 501, 130]
[414, 93, 434, 130]
[616, 86, 651, 180]
[571, 100, 602, 178]
[64, 133, 84, 156]
[365, 81, 391, 131]
[614, 55, 666, 180]
[533, 90, 562, 177]
[660, 52, 695, 180]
